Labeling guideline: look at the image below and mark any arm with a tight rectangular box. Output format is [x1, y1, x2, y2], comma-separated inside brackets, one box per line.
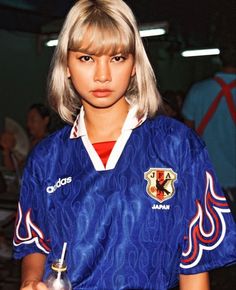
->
[179, 272, 210, 290]
[20, 253, 48, 290]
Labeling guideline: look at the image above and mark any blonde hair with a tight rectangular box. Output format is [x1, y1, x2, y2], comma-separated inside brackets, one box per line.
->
[48, 0, 162, 124]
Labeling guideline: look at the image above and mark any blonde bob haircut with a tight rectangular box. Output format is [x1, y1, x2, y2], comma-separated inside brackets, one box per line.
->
[48, 0, 162, 124]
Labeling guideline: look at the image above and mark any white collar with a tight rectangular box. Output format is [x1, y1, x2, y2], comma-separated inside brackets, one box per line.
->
[69, 105, 147, 171]
[70, 105, 147, 139]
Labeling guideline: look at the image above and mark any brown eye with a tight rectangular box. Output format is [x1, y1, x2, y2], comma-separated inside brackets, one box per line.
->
[112, 55, 126, 62]
[79, 55, 93, 62]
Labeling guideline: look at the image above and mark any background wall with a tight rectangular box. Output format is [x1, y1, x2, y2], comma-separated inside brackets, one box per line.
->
[145, 39, 221, 92]
[0, 29, 221, 128]
[0, 29, 54, 127]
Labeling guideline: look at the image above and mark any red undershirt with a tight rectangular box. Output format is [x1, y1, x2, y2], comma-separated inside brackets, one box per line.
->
[93, 141, 116, 167]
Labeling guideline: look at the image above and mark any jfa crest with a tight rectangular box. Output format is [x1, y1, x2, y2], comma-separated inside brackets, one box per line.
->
[144, 168, 177, 203]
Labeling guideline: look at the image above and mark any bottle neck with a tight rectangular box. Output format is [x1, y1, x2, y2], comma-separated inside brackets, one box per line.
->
[51, 260, 68, 273]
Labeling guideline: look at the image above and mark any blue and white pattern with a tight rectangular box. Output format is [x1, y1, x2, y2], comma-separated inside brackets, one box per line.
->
[13, 108, 236, 290]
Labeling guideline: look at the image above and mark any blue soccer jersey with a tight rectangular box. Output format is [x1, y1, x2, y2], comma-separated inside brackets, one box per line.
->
[13, 106, 236, 290]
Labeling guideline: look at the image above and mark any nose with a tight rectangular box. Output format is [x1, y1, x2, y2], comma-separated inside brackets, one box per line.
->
[94, 60, 111, 83]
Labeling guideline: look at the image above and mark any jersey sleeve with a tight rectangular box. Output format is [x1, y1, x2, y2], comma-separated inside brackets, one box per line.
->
[13, 150, 51, 259]
[179, 134, 236, 274]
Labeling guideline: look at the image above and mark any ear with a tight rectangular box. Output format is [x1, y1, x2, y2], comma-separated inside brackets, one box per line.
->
[67, 67, 71, 78]
[131, 65, 136, 77]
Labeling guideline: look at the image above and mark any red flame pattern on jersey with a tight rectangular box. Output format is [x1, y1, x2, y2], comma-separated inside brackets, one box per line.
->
[13, 202, 50, 254]
[180, 171, 230, 269]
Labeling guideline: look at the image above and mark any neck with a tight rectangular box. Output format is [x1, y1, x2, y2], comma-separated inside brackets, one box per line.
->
[83, 99, 130, 143]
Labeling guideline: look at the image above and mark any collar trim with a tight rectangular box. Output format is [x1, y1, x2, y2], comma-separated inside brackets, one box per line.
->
[70, 105, 147, 139]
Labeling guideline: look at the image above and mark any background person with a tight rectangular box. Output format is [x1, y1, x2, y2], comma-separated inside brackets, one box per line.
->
[0, 117, 29, 175]
[162, 90, 185, 121]
[182, 45, 236, 219]
[26, 103, 51, 150]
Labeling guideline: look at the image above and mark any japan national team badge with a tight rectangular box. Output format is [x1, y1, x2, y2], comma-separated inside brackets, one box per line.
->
[144, 168, 177, 203]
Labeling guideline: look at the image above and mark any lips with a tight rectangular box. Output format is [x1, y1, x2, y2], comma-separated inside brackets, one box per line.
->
[91, 89, 112, 98]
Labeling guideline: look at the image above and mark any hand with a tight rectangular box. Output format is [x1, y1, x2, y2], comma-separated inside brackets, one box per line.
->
[20, 280, 48, 290]
[0, 132, 16, 151]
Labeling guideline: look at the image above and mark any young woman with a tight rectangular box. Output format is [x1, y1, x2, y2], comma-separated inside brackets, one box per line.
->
[14, 1, 236, 290]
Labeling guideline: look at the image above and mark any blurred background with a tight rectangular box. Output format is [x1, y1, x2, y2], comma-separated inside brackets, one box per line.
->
[0, 0, 235, 289]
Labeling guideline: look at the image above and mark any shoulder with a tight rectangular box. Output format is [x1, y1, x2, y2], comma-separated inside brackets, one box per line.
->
[147, 114, 197, 138]
[26, 125, 72, 167]
[183, 77, 217, 112]
[188, 77, 216, 95]
[145, 115, 205, 162]
[35, 125, 71, 150]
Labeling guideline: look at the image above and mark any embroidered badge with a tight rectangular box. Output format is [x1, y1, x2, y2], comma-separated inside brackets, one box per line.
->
[144, 168, 177, 203]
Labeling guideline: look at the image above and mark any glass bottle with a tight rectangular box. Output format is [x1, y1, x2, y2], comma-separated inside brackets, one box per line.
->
[45, 259, 72, 290]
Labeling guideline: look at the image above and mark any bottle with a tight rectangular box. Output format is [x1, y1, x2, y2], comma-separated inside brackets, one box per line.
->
[45, 259, 72, 290]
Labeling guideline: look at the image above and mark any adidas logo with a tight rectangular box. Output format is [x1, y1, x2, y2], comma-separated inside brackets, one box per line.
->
[46, 177, 72, 194]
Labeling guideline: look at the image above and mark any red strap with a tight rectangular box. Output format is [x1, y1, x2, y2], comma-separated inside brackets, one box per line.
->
[196, 76, 236, 136]
[214, 76, 236, 122]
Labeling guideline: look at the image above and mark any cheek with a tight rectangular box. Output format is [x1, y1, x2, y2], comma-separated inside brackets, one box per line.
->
[70, 76, 89, 99]
[116, 69, 133, 87]
[70, 68, 92, 87]
[114, 64, 134, 79]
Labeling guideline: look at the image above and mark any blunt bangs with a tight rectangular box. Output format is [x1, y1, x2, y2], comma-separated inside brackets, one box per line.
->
[68, 14, 135, 56]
